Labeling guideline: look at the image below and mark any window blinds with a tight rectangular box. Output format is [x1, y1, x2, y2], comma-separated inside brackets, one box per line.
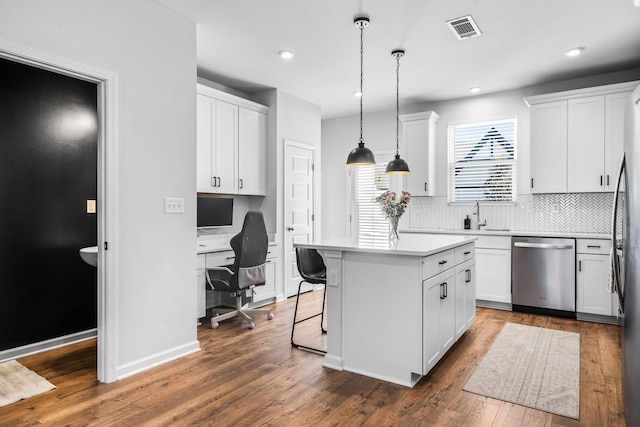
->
[448, 118, 517, 203]
[352, 156, 391, 238]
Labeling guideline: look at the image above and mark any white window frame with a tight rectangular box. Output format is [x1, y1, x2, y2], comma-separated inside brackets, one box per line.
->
[447, 117, 517, 204]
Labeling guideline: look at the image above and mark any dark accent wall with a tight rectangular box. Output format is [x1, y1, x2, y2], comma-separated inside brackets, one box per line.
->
[0, 57, 98, 351]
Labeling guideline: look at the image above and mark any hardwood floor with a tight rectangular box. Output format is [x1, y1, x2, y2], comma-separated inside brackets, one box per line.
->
[0, 291, 626, 426]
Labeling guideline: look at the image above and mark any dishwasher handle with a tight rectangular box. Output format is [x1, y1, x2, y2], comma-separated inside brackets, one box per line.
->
[513, 242, 574, 249]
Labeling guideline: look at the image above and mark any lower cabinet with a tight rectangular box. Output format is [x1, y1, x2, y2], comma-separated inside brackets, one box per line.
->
[475, 247, 511, 304]
[250, 250, 278, 306]
[423, 245, 476, 375]
[455, 259, 476, 340]
[576, 239, 616, 317]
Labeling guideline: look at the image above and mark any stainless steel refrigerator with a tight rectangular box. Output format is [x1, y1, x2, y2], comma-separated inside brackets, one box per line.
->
[612, 83, 640, 427]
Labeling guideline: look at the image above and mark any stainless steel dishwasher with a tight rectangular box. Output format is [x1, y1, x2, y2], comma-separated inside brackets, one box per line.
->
[511, 236, 576, 317]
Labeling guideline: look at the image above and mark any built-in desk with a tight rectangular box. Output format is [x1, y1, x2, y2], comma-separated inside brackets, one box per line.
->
[196, 241, 279, 319]
[295, 233, 476, 387]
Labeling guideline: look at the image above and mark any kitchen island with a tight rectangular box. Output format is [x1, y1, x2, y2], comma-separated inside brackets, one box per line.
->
[295, 233, 477, 387]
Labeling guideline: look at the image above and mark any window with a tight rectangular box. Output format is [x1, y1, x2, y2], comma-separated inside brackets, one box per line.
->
[350, 152, 393, 238]
[448, 118, 517, 203]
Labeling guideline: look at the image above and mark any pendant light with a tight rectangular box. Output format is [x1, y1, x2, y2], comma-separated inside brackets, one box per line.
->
[346, 17, 376, 166]
[386, 49, 410, 174]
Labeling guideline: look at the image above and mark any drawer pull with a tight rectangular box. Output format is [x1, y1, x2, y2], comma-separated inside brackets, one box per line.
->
[587, 245, 601, 249]
[438, 260, 448, 265]
[464, 251, 471, 255]
[226, 256, 235, 260]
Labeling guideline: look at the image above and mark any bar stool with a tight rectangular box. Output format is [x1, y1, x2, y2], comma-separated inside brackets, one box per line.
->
[291, 247, 327, 353]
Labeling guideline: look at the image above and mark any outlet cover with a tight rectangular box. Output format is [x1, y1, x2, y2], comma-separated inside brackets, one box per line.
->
[164, 197, 184, 214]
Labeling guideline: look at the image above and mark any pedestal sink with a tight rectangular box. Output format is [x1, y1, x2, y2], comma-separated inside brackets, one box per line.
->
[79, 246, 98, 267]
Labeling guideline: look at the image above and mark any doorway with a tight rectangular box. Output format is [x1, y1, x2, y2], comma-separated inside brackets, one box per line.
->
[0, 41, 118, 382]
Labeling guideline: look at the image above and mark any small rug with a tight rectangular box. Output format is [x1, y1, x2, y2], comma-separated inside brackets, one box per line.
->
[463, 322, 580, 419]
[0, 360, 55, 407]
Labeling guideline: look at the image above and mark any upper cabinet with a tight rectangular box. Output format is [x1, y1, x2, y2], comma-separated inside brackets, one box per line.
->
[197, 84, 268, 196]
[525, 81, 638, 194]
[399, 111, 440, 196]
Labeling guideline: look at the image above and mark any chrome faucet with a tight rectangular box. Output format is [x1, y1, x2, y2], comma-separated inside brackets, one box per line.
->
[474, 200, 487, 230]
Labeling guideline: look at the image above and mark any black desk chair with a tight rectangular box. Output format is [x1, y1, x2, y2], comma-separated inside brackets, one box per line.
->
[205, 211, 274, 329]
[291, 247, 327, 353]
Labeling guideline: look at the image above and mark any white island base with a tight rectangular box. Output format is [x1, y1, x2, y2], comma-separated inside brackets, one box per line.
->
[296, 234, 476, 387]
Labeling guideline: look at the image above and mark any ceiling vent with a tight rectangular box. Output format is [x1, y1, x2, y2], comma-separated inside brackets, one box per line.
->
[446, 15, 482, 40]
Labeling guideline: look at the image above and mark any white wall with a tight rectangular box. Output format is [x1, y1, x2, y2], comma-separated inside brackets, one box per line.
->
[322, 68, 640, 238]
[0, 0, 199, 378]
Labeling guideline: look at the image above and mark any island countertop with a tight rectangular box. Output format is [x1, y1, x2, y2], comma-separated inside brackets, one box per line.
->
[295, 233, 476, 257]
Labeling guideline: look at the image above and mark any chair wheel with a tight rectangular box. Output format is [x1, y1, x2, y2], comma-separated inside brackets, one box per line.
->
[248, 322, 255, 329]
[211, 319, 219, 329]
[267, 313, 274, 320]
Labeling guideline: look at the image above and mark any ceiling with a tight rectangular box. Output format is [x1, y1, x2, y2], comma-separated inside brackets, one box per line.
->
[157, 0, 640, 119]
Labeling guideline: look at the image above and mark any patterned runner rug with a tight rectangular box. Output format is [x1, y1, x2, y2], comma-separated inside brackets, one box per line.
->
[0, 360, 55, 407]
[463, 322, 580, 419]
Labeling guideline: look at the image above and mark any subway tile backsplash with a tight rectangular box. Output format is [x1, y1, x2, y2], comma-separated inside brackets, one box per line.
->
[408, 193, 613, 234]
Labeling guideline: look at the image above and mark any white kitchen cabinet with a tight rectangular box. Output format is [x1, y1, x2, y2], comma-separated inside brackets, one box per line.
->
[529, 101, 568, 193]
[567, 96, 605, 192]
[250, 249, 278, 304]
[474, 234, 512, 307]
[576, 239, 616, 317]
[197, 84, 268, 195]
[455, 259, 476, 340]
[196, 254, 206, 319]
[605, 92, 629, 191]
[399, 111, 439, 196]
[525, 81, 637, 194]
[238, 108, 267, 195]
[423, 268, 455, 374]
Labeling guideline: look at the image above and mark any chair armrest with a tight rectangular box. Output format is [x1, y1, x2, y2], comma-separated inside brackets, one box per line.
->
[205, 267, 234, 290]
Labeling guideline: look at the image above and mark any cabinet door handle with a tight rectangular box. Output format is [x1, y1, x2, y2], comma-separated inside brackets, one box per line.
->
[600, 175, 603, 186]
[607, 175, 610, 186]
[444, 282, 448, 298]
[239, 178, 243, 189]
[579, 260, 582, 272]
[424, 182, 428, 192]
[465, 269, 471, 283]
[218, 177, 221, 187]
[531, 178, 534, 189]
[212, 177, 216, 187]
[438, 260, 448, 265]
[440, 283, 445, 300]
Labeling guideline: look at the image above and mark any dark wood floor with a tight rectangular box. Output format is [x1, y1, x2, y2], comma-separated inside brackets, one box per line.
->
[0, 291, 626, 426]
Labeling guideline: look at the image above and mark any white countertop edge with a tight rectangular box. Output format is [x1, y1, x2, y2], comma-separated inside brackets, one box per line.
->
[401, 228, 610, 240]
[197, 241, 279, 255]
[295, 234, 476, 257]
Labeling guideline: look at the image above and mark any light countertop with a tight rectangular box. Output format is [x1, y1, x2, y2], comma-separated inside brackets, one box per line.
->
[401, 228, 610, 240]
[295, 233, 476, 257]
[197, 240, 278, 255]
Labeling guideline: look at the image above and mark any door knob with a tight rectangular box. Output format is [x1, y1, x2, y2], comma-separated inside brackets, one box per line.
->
[287, 226, 295, 231]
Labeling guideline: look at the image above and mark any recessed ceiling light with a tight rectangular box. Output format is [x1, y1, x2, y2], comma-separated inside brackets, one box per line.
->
[353, 91, 363, 97]
[470, 87, 481, 94]
[565, 47, 585, 57]
[279, 50, 294, 60]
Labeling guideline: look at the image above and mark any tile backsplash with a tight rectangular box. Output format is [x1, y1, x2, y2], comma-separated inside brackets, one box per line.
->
[408, 193, 614, 234]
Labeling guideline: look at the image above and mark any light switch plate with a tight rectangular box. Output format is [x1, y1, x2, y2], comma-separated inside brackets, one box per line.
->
[164, 197, 184, 214]
[86, 199, 96, 214]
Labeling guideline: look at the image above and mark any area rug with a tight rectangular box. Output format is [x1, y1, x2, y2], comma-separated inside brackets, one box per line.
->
[0, 360, 55, 407]
[463, 322, 580, 419]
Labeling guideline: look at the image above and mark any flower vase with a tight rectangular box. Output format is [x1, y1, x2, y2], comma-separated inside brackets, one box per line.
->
[389, 216, 400, 242]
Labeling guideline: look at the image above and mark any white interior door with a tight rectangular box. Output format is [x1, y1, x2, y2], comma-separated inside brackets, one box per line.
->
[284, 141, 315, 298]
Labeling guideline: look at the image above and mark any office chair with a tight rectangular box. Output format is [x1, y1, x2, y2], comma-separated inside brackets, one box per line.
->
[205, 211, 274, 329]
[291, 247, 327, 353]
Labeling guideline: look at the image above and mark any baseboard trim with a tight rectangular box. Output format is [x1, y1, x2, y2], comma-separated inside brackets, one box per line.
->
[116, 340, 201, 380]
[323, 354, 343, 371]
[0, 329, 97, 363]
[476, 300, 512, 311]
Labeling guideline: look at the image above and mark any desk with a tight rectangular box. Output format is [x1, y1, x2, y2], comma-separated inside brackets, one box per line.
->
[295, 233, 476, 387]
[196, 241, 279, 319]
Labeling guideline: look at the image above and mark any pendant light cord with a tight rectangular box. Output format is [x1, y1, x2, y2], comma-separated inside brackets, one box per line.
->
[359, 24, 364, 145]
[396, 53, 400, 155]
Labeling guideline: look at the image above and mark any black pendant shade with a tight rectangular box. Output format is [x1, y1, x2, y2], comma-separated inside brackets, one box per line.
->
[347, 142, 376, 166]
[386, 154, 410, 174]
[347, 17, 375, 167]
